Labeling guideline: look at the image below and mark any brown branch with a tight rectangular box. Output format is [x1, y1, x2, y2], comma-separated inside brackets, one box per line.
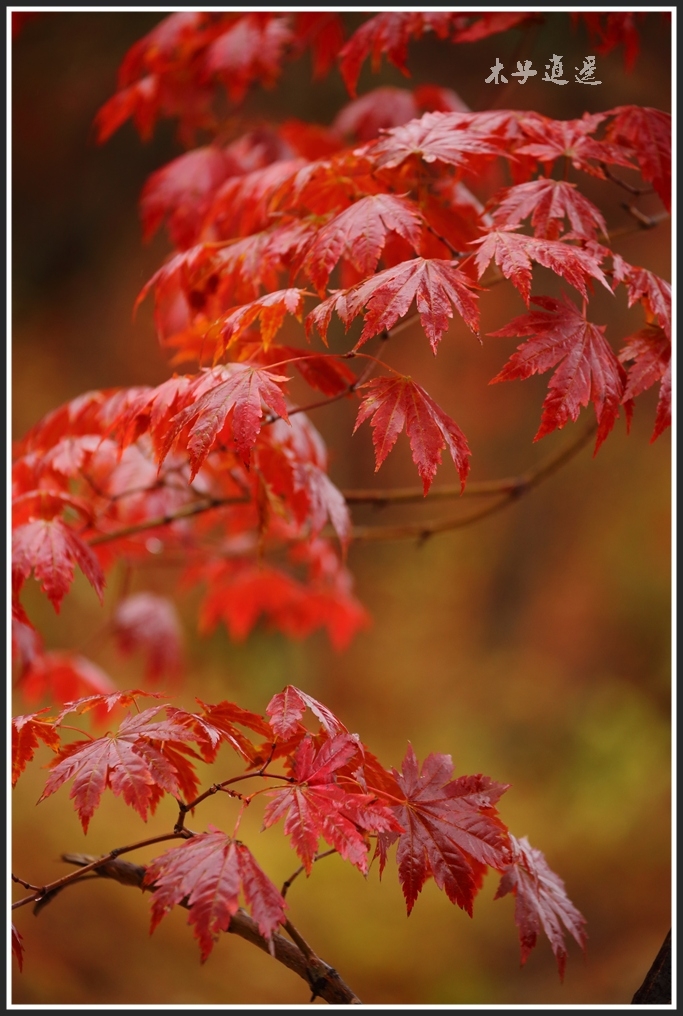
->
[12, 832, 190, 912]
[52, 853, 362, 1005]
[631, 929, 671, 1004]
[349, 419, 598, 542]
[87, 495, 249, 547]
[602, 163, 654, 196]
[83, 421, 599, 549]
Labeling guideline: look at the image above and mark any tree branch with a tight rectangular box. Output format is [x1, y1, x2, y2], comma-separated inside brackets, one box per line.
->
[52, 853, 362, 1005]
[348, 419, 598, 542]
[631, 929, 671, 1004]
[87, 495, 250, 547]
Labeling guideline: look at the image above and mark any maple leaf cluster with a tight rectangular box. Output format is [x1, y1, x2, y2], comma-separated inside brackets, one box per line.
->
[11, 12, 670, 678]
[11, 11, 669, 992]
[12, 685, 586, 972]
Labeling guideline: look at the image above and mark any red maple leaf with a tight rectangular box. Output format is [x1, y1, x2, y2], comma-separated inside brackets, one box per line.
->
[144, 829, 287, 961]
[453, 12, 540, 42]
[575, 13, 643, 70]
[12, 710, 61, 786]
[113, 592, 184, 682]
[266, 684, 346, 740]
[334, 86, 423, 142]
[302, 193, 422, 294]
[494, 834, 587, 980]
[12, 517, 105, 612]
[618, 325, 671, 441]
[471, 228, 610, 304]
[271, 152, 380, 218]
[614, 260, 671, 340]
[491, 179, 607, 241]
[365, 110, 508, 173]
[354, 375, 471, 494]
[54, 689, 165, 724]
[489, 295, 628, 450]
[39, 706, 204, 831]
[391, 745, 510, 914]
[218, 288, 305, 353]
[207, 159, 305, 239]
[139, 146, 237, 247]
[287, 351, 357, 397]
[338, 12, 459, 95]
[263, 733, 398, 873]
[606, 105, 670, 211]
[307, 257, 480, 352]
[167, 699, 272, 765]
[203, 13, 294, 104]
[94, 75, 160, 144]
[197, 561, 369, 649]
[516, 112, 637, 178]
[162, 363, 290, 476]
[18, 651, 116, 710]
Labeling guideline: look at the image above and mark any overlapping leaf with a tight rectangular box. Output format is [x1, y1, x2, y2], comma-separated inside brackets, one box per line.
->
[365, 110, 509, 173]
[218, 288, 305, 353]
[144, 829, 287, 960]
[613, 259, 671, 339]
[606, 105, 670, 210]
[471, 229, 610, 303]
[491, 179, 607, 240]
[515, 112, 637, 178]
[39, 706, 205, 831]
[618, 325, 671, 441]
[266, 685, 347, 740]
[338, 12, 459, 95]
[18, 651, 116, 708]
[139, 146, 238, 247]
[307, 257, 480, 352]
[263, 733, 399, 873]
[12, 518, 105, 612]
[495, 834, 587, 980]
[302, 193, 422, 293]
[12, 711, 61, 786]
[392, 745, 510, 914]
[354, 375, 471, 493]
[489, 295, 628, 449]
[161, 363, 290, 476]
[203, 13, 295, 104]
[197, 561, 369, 650]
[167, 699, 272, 764]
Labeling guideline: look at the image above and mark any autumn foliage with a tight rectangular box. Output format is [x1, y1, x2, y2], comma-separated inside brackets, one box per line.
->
[11, 11, 670, 1003]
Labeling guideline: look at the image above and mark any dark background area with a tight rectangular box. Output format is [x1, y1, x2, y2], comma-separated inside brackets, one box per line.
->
[12, 11, 671, 1006]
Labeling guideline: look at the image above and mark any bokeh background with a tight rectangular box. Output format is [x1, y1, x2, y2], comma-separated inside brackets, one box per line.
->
[11, 11, 671, 1006]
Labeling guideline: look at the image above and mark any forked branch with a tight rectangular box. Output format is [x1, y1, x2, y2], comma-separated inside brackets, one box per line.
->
[49, 854, 362, 1004]
[348, 419, 598, 542]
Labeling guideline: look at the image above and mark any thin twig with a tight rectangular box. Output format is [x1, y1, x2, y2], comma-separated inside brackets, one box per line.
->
[87, 495, 249, 547]
[11, 832, 189, 912]
[348, 420, 598, 543]
[282, 849, 337, 898]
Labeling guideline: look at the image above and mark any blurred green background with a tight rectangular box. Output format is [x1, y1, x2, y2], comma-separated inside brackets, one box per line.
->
[12, 12, 671, 1006]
